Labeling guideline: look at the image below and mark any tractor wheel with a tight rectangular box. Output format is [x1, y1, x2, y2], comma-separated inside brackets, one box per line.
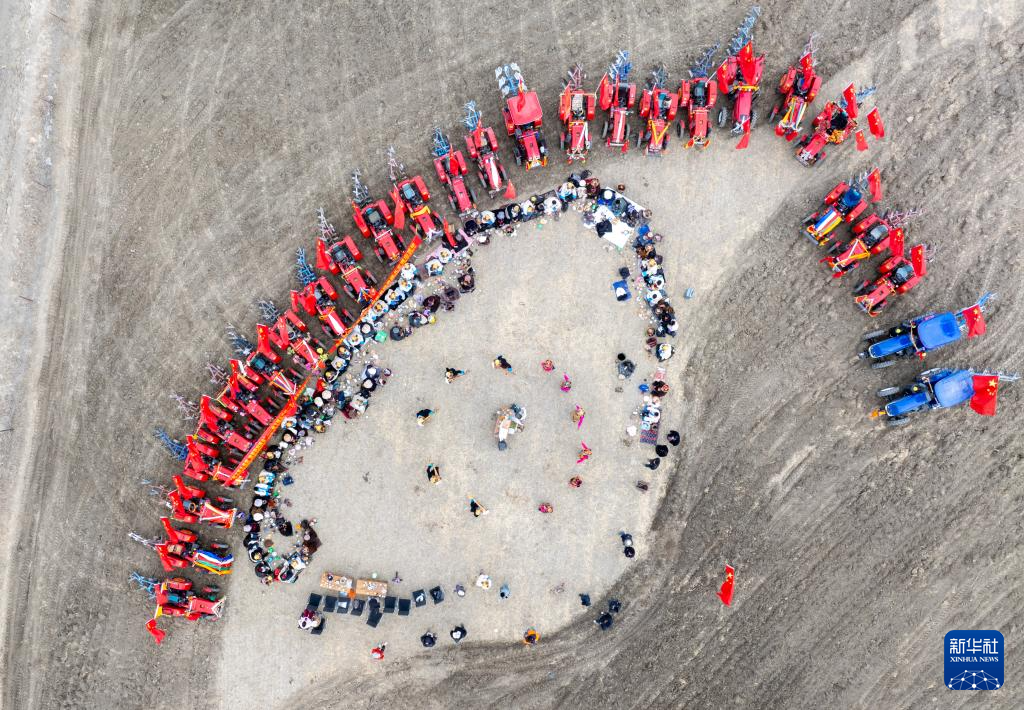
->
[750, 109, 759, 130]
[827, 242, 842, 255]
[625, 124, 632, 142]
[478, 170, 487, 188]
[466, 183, 478, 207]
[559, 132, 566, 151]
[861, 329, 886, 341]
[676, 121, 683, 138]
[877, 386, 901, 398]
[201, 585, 220, 599]
[887, 417, 911, 428]
[448, 193, 456, 211]
[717, 106, 728, 128]
[635, 130, 643, 148]
[853, 280, 871, 296]
[769, 104, 780, 123]
[871, 359, 896, 370]
[344, 285, 356, 301]
[514, 148, 522, 166]
[602, 120, 609, 139]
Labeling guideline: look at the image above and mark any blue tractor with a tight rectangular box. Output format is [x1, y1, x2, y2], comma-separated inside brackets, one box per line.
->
[871, 368, 1019, 427]
[858, 294, 994, 369]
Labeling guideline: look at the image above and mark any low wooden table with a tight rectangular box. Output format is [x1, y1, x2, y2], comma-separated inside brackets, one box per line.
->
[319, 571, 354, 594]
[355, 578, 388, 599]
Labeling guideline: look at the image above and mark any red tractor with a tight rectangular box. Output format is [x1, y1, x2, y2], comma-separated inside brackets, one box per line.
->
[132, 574, 225, 644]
[130, 517, 234, 575]
[496, 63, 548, 169]
[770, 36, 823, 141]
[802, 169, 883, 247]
[597, 51, 636, 153]
[387, 147, 460, 249]
[796, 84, 884, 166]
[463, 101, 512, 198]
[715, 7, 765, 150]
[349, 171, 406, 264]
[339, 262, 378, 305]
[166, 475, 237, 528]
[853, 243, 929, 317]
[558, 63, 596, 163]
[432, 128, 476, 216]
[637, 66, 679, 155]
[677, 46, 719, 149]
[822, 208, 921, 279]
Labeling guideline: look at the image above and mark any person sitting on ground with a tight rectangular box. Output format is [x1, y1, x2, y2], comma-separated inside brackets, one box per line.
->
[371, 643, 386, 660]
[458, 271, 475, 293]
[416, 408, 434, 426]
[426, 464, 441, 484]
[450, 625, 467, 643]
[445, 367, 465, 383]
[667, 430, 681, 446]
[655, 444, 669, 457]
[421, 632, 437, 648]
[492, 355, 513, 373]
[644, 457, 661, 471]
[595, 612, 613, 630]
[298, 608, 324, 632]
[469, 499, 487, 517]
[499, 583, 511, 599]
[523, 628, 540, 646]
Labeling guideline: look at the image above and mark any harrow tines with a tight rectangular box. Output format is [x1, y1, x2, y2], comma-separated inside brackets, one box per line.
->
[689, 44, 720, 78]
[609, 50, 632, 81]
[432, 128, 451, 158]
[130, 572, 159, 599]
[565, 63, 585, 91]
[386, 145, 406, 183]
[803, 33, 819, 62]
[648, 65, 668, 89]
[728, 5, 762, 56]
[351, 169, 370, 203]
[295, 247, 316, 286]
[316, 207, 336, 239]
[885, 207, 923, 229]
[463, 101, 482, 130]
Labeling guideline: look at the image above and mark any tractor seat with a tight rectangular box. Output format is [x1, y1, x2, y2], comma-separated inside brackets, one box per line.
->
[864, 223, 889, 246]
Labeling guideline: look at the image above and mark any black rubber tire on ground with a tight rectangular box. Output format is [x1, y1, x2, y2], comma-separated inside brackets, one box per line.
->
[466, 183, 477, 208]
[635, 129, 643, 148]
[602, 120, 609, 139]
[560, 132, 566, 151]
[887, 417, 911, 427]
[625, 124, 632, 142]
[514, 147, 522, 166]
[827, 242, 842, 255]
[750, 109, 758, 130]
[676, 121, 683, 138]
[871, 359, 896, 369]
[877, 386, 901, 398]
[861, 329, 886, 341]
[717, 106, 728, 128]
[478, 170, 487, 188]
[769, 104, 780, 123]
[853, 280, 871, 296]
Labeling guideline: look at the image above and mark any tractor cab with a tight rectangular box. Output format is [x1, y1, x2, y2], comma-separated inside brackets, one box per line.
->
[838, 188, 862, 213]
[890, 262, 917, 287]
[506, 91, 543, 128]
[829, 110, 850, 132]
[863, 223, 890, 248]
[692, 82, 708, 107]
[932, 370, 975, 409]
[400, 183, 422, 206]
[915, 313, 961, 351]
[364, 206, 385, 229]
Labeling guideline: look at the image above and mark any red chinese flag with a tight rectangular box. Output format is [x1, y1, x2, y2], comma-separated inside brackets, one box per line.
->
[963, 306, 986, 338]
[391, 188, 405, 231]
[145, 619, 166, 645]
[867, 168, 883, 202]
[867, 108, 885, 139]
[910, 244, 927, 277]
[970, 375, 999, 416]
[842, 84, 859, 118]
[854, 130, 869, 151]
[889, 227, 905, 258]
[717, 565, 735, 606]
[315, 238, 332, 270]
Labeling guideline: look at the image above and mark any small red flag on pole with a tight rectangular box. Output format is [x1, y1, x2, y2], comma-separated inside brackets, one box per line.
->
[717, 565, 735, 606]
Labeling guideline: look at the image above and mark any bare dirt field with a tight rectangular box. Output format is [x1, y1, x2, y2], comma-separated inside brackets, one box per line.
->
[3, 1, 1024, 709]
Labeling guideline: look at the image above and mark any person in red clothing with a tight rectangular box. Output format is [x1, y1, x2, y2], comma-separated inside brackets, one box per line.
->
[371, 642, 387, 660]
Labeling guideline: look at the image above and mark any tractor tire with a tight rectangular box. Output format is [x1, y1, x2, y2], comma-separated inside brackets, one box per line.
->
[559, 132, 566, 151]
[887, 417, 911, 428]
[344, 285, 356, 302]
[827, 242, 842, 255]
[877, 386, 901, 398]
[602, 120, 609, 139]
[853, 280, 871, 296]
[635, 130, 644, 148]
[514, 148, 522, 166]
[676, 121, 683, 138]
[478, 171, 487, 188]
[871, 359, 896, 370]
[717, 106, 728, 128]
[625, 124, 632, 142]
[750, 109, 759, 130]
[769, 104, 780, 123]
[466, 183, 477, 207]
[861, 329, 886, 341]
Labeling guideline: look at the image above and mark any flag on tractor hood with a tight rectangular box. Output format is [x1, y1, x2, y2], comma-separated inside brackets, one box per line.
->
[970, 375, 1000, 416]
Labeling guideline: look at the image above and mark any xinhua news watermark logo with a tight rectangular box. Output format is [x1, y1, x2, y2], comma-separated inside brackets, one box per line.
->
[944, 630, 1004, 690]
